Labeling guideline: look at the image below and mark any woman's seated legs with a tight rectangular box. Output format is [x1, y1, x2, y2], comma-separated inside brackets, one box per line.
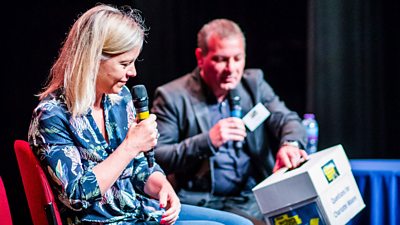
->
[175, 204, 253, 225]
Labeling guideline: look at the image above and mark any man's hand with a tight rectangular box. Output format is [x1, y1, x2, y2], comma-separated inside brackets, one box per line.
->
[273, 145, 308, 172]
[209, 117, 246, 148]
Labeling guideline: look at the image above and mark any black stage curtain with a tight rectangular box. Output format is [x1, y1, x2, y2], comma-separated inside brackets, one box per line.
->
[308, 0, 400, 158]
[1, 1, 307, 224]
[2, 0, 399, 224]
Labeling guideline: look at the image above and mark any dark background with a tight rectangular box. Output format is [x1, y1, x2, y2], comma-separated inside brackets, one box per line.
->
[1, 0, 399, 224]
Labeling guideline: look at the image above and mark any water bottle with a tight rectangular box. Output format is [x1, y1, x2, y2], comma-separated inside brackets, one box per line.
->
[302, 113, 319, 154]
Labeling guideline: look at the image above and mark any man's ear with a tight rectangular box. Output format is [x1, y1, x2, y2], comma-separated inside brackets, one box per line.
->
[195, 48, 204, 67]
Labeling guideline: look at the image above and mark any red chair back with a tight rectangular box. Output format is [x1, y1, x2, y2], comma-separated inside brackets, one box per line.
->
[14, 140, 62, 225]
[0, 177, 13, 225]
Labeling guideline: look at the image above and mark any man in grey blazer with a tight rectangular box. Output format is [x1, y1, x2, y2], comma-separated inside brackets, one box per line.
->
[151, 18, 308, 224]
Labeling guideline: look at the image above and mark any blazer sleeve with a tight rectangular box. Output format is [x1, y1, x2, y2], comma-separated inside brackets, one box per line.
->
[245, 69, 307, 148]
[151, 86, 215, 174]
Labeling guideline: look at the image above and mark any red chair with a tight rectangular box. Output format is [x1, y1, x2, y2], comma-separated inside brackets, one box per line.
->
[14, 140, 62, 225]
[0, 176, 13, 225]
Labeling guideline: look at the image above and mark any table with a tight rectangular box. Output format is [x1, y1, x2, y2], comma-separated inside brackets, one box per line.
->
[348, 159, 400, 225]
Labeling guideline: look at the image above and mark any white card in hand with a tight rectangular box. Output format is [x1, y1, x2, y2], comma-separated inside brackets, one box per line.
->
[242, 103, 270, 132]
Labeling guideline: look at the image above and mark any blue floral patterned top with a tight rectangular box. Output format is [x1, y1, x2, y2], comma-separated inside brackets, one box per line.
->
[28, 86, 164, 224]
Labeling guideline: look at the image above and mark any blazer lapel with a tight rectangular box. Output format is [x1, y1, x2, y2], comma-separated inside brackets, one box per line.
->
[237, 82, 259, 152]
[193, 100, 211, 133]
[188, 71, 212, 133]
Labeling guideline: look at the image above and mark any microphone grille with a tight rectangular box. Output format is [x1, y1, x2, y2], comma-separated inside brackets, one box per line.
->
[229, 89, 240, 104]
[131, 84, 148, 99]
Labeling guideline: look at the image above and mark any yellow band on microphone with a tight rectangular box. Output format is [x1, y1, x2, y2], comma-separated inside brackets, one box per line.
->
[137, 111, 149, 120]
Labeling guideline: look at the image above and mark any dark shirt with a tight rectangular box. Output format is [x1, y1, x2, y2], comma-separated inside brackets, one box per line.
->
[208, 98, 251, 196]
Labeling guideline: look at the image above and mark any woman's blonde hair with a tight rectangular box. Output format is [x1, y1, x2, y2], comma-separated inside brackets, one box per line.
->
[40, 4, 146, 116]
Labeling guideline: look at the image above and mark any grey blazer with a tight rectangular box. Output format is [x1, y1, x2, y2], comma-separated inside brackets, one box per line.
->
[151, 68, 306, 189]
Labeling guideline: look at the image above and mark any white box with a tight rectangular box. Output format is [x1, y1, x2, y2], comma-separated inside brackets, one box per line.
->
[253, 145, 365, 225]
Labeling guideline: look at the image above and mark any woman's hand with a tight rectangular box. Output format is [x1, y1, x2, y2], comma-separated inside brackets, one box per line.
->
[93, 114, 158, 195]
[123, 114, 159, 158]
[158, 182, 181, 225]
[144, 172, 181, 225]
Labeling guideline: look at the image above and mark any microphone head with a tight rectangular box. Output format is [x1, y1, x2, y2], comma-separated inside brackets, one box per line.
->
[229, 89, 240, 106]
[131, 85, 149, 109]
[131, 84, 148, 99]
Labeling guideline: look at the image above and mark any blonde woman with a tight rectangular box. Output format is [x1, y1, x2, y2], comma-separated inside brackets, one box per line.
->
[28, 4, 252, 225]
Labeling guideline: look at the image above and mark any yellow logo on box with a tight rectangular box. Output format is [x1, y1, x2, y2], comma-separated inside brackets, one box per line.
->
[269, 202, 324, 225]
[274, 214, 302, 225]
[321, 160, 340, 183]
[310, 218, 320, 225]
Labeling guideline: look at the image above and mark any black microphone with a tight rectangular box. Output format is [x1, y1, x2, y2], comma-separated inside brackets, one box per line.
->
[229, 89, 243, 151]
[131, 84, 155, 168]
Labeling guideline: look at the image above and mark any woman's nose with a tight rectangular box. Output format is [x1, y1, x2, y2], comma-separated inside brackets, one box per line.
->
[127, 65, 137, 77]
